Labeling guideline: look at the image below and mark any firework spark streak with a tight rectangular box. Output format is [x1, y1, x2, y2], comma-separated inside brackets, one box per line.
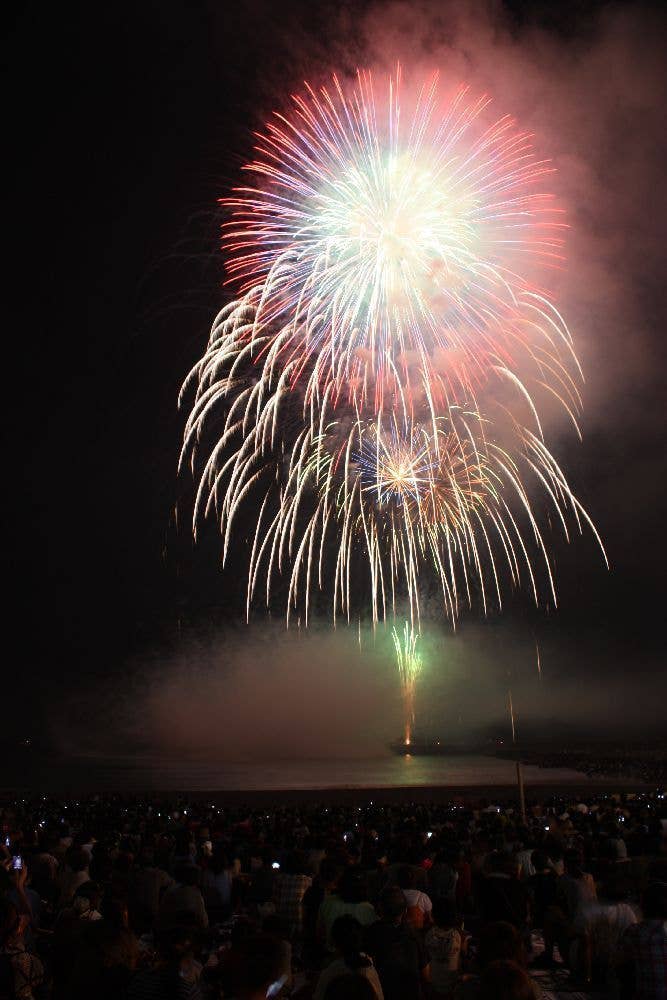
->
[179, 68, 606, 625]
[392, 621, 422, 744]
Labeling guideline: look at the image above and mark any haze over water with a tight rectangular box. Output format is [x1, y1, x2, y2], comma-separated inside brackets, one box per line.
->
[24, 752, 600, 793]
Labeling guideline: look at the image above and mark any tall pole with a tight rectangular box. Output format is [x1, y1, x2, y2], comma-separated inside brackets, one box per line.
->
[508, 689, 526, 823]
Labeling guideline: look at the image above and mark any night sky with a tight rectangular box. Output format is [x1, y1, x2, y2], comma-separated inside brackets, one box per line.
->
[6, 0, 667, 744]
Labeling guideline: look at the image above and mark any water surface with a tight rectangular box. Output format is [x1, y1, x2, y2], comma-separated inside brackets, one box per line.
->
[23, 751, 598, 792]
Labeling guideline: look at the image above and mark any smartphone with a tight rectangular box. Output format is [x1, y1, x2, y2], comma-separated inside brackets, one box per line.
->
[266, 974, 288, 998]
[12, 855, 23, 871]
[426, 831, 433, 839]
[4, 836, 10, 848]
[271, 862, 280, 870]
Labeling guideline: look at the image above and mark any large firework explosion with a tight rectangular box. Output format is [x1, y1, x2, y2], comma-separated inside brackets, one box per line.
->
[179, 67, 605, 628]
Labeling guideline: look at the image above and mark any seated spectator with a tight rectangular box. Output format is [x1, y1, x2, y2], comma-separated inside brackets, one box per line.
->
[53, 882, 106, 997]
[552, 848, 597, 971]
[396, 865, 432, 929]
[515, 833, 537, 880]
[57, 846, 90, 906]
[246, 851, 277, 910]
[477, 921, 529, 969]
[0, 896, 45, 1000]
[425, 899, 465, 995]
[303, 857, 341, 964]
[273, 852, 312, 940]
[4, 861, 41, 951]
[479, 959, 536, 1000]
[599, 823, 628, 862]
[159, 865, 208, 931]
[58, 880, 104, 924]
[617, 881, 667, 1000]
[454, 923, 538, 1000]
[323, 973, 378, 999]
[364, 886, 430, 1000]
[227, 932, 286, 1000]
[453, 847, 473, 913]
[131, 848, 174, 927]
[526, 848, 561, 963]
[576, 879, 637, 987]
[556, 849, 597, 925]
[127, 923, 203, 1000]
[262, 914, 293, 993]
[314, 915, 383, 1000]
[200, 848, 233, 921]
[478, 853, 530, 932]
[25, 852, 57, 915]
[318, 868, 376, 952]
[68, 920, 138, 1000]
[429, 849, 458, 903]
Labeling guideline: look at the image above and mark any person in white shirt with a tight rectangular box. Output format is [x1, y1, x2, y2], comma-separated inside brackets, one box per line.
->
[396, 865, 433, 929]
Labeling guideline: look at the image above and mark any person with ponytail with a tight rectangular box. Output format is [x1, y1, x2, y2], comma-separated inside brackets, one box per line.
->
[314, 915, 384, 1000]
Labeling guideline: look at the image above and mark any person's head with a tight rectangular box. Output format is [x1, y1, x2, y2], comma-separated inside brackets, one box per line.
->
[284, 851, 308, 876]
[230, 916, 257, 949]
[331, 915, 370, 970]
[488, 851, 511, 876]
[319, 857, 341, 889]
[0, 898, 26, 946]
[175, 864, 200, 887]
[600, 878, 633, 904]
[74, 880, 103, 915]
[232, 933, 285, 999]
[66, 846, 90, 873]
[105, 896, 130, 929]
[479, 960, 535, 1000]
[379, 886, 407, 925]
[209, 847, 229, 875]
[530, 850, 549, 873]
[262, 914, 286, 939]
[436, 846, 458, 867]
[323, 973, 377, 1000]
[338, 867, 368, 904]
[564, 848, 585, 878]
[478, 922, 525, 969]
[156, 923, 199, 966]
[84, 920, 139, 971]
[642, 882, 667, 920]
[174, 830, 194, 855]
[432, 898, 460, 929]
[396, 864, 416, 890]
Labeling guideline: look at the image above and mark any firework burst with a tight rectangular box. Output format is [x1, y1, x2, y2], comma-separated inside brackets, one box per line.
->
[179, 67, 605, 626]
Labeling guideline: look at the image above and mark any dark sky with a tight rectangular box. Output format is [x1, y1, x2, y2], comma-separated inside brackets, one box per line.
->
[5, 0, 667, 741]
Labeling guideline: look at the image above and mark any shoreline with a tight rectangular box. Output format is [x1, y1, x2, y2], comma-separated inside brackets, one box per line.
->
[1, 781, 654, 806]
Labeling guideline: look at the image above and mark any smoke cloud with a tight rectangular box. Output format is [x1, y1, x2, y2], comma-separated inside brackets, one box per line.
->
[56, 614, 665, 761]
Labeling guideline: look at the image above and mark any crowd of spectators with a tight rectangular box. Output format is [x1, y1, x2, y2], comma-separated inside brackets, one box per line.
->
[1, 788, 666, 999]
[502, 749, 667, 785]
